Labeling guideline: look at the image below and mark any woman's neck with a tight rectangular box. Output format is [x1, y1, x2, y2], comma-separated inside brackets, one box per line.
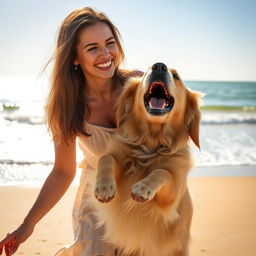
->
[85, 76, 114, 101]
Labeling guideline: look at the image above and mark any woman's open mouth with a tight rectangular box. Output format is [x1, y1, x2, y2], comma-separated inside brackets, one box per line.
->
[144, 81, 174, 115]
[95, 60, 113, 71]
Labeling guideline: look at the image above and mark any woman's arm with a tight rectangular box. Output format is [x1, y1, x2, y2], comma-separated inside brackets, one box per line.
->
[0, 137, 77, 255]
[23, 137, 77, 226]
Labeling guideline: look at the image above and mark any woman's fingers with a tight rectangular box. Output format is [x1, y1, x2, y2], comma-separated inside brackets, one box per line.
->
[0, 236, 9, 248]
[0, 235, 18, 256]
[9, 239, 18, 256]
[0, 223, 33, 256]
[4, 243, 10, 256]
[0, 235, 12, 254]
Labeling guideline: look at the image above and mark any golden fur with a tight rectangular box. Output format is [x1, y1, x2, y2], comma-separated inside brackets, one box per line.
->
[94, 65, 202, 256]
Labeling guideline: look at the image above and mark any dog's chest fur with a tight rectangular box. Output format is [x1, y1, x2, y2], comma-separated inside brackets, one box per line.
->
[94, 143, 190, 256]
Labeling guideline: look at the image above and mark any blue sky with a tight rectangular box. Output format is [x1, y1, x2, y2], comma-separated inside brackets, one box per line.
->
[0, 0, 255, 81]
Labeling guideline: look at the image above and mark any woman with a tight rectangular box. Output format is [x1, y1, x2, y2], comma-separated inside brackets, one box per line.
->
[0, 7, 142, 256]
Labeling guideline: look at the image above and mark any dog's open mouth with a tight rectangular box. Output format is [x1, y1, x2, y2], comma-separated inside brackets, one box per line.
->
[144, 81, 174, 115]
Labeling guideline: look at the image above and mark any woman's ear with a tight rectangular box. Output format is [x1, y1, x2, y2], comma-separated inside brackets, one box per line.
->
[73, 59, 79, 66]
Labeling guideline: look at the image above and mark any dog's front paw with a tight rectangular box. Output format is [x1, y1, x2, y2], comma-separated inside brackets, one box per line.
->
[94, 179, 116, 203]
[131, 182, 155, 203]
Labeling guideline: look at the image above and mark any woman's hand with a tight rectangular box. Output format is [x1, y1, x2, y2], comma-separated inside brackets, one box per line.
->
[0, 223, 34, 256]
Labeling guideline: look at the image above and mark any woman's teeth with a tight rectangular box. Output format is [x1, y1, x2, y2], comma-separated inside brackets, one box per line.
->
[96, 60, 112, 68]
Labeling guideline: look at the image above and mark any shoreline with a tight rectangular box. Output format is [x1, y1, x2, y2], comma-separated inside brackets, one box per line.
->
[1, 164, 255, 187]
[0, 176, 256, 255]
[190, 165, 256, 177]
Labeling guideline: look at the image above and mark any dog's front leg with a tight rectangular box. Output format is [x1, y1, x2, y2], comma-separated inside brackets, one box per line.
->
[131, 169, 175, 206]
[94, 154, 119, 203]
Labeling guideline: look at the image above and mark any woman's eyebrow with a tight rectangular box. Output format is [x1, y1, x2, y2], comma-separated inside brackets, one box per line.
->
[83, 37, 115, 49]
[84, 42, 97, 49]
[105, 36, 115, 42]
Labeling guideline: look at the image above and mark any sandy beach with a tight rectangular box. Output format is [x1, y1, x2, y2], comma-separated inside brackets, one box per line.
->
[0, 176, 256, 256]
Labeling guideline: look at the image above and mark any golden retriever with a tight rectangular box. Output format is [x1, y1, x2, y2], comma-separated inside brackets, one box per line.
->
[94, 63, 201, 256]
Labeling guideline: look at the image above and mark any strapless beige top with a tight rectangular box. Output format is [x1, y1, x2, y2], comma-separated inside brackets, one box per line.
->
[78, 122, 116, 169]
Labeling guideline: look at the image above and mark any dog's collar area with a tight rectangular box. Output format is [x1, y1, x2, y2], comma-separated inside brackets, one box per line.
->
[144, 81, 174, 115]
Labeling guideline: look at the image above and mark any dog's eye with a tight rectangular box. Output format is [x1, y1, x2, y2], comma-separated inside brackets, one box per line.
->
[172, 73, 179, 80]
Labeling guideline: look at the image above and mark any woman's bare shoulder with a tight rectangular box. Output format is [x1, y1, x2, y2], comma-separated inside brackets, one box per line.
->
[120, 69, 144, 78]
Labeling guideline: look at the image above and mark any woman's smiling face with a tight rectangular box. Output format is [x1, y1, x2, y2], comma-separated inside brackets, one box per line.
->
[74, 22, 120, 81]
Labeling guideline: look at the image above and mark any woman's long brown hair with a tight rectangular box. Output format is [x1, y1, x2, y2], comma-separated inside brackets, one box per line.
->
[46, 7, 125, 144]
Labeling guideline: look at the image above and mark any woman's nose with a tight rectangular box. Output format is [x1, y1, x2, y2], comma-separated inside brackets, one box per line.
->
[99, 47, 110, 57]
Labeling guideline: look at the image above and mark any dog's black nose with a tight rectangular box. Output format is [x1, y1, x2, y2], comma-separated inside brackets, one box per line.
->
[151, 63, 167, 72]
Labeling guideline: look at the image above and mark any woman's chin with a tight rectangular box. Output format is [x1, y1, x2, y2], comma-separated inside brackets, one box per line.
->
[95, 68, 116, 79]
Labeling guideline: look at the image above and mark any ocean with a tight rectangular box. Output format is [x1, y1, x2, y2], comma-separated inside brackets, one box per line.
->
[0, 77, 256, 186]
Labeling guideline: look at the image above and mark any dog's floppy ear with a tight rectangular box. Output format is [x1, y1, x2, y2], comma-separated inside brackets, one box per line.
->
[116, 78, 140, 128]
[186, 90, 202, 149]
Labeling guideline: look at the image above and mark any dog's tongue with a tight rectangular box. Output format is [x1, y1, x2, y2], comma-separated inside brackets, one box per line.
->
[149, 97, 166, 109]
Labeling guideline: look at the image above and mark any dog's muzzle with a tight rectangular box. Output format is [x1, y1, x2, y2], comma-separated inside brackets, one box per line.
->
[144, 63, 174, 116]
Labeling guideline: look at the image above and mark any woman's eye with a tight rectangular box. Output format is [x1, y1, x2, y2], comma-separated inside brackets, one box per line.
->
[107, 41, 115, 46]
[87, 47, 97, 52]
